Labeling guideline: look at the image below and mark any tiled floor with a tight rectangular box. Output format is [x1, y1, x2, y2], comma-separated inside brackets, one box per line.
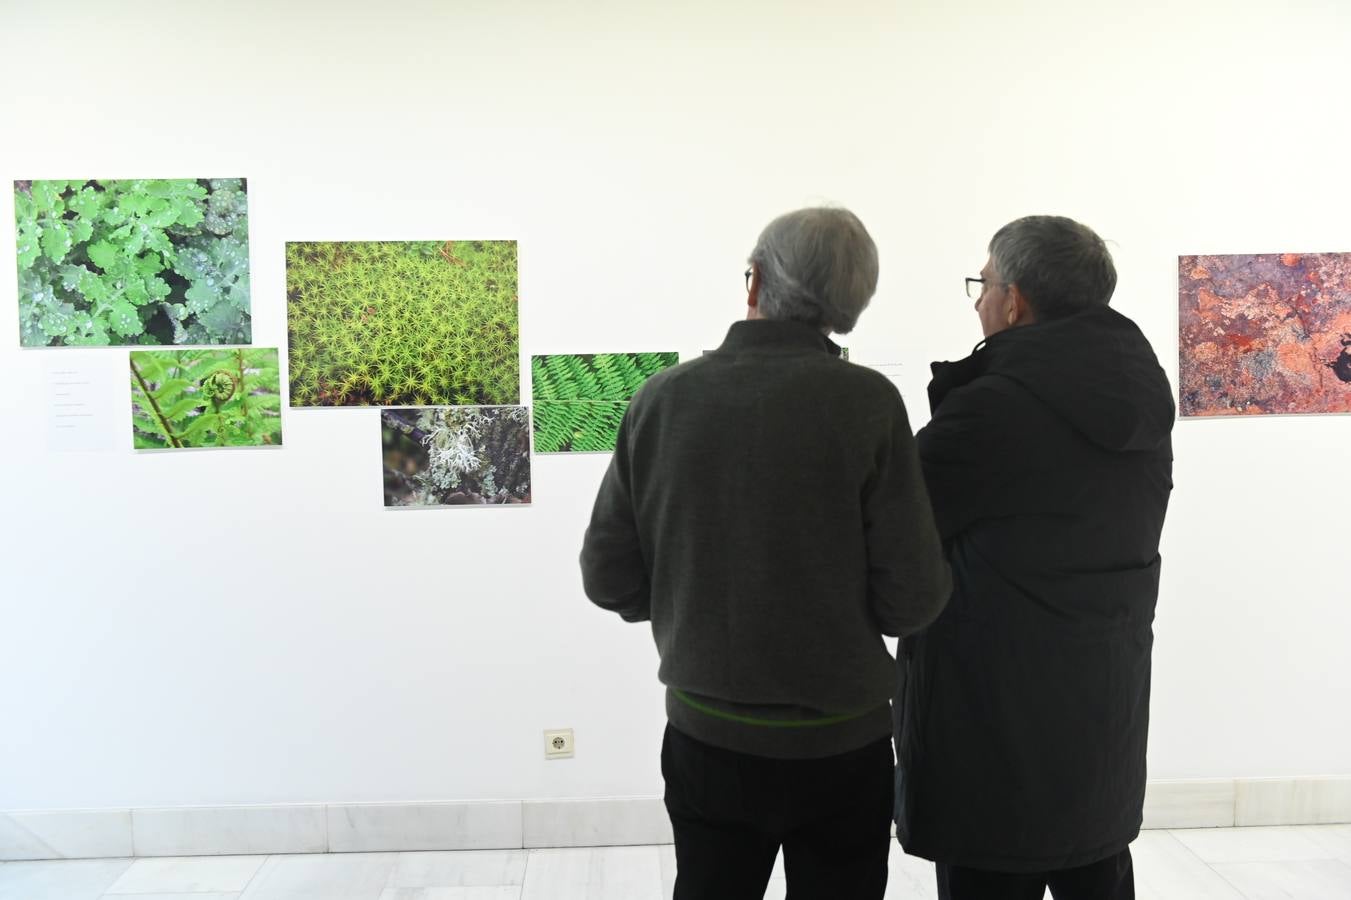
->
[1, 826, 1348, 899]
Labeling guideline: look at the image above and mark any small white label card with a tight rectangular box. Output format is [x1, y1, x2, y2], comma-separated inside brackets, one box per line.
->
[862, 360, 904, 389]
[44, 355, 119, 452]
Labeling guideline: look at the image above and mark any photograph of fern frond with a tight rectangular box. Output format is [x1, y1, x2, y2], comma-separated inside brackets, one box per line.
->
[382, 406, 531, 506]
[286, 240, 518, 407]
[130, 348, 282, 449]
[531, 352, 679, 452]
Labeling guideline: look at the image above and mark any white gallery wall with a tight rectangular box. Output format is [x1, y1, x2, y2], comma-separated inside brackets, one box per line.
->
[1, 0, 1349, 812]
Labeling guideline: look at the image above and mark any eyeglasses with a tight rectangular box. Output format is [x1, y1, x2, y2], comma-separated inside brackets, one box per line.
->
[965, 277, 1009, 299]
[745, 267, 753, 293]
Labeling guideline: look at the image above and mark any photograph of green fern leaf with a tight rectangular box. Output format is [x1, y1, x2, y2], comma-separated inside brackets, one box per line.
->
[15, 179, 251, 347]
[531, 352, 678, 452]
[383, 407, 531, 506]
[287, 241, 519, 407]
[130, 348, 282, 449]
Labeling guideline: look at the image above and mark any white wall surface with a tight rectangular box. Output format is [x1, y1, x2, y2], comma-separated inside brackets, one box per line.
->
[2, 0, 1349, 810]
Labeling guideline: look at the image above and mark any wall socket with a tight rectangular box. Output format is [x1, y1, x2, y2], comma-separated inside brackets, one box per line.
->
[544, 728, 575, 759]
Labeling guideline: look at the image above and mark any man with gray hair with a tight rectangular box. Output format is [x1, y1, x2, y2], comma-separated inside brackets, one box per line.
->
[896, 215, 1174, 899]
[581, 207, 951, 899]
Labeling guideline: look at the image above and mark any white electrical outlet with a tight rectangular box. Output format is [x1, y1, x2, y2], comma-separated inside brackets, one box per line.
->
[544, 728, 575, 759]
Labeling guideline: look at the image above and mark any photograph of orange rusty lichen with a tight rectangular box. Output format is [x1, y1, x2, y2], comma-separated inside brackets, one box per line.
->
[1178, 253, 1351, 417]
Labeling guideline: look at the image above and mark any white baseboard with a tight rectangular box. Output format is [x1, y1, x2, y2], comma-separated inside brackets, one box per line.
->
[523, 798, 672, 848]
[4, 777, 1349, 861]
[132, 804, 327, 857]
[0, 809, 133, 860]
[1141, 779, 1236, 829]
[1235, 776, 1351, 826]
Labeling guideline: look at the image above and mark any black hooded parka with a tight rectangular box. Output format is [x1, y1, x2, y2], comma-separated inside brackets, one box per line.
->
[895, 305, 1175, 873]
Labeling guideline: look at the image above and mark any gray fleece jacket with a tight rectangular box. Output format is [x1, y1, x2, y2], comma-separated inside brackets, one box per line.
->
[580, 319, 951, 758]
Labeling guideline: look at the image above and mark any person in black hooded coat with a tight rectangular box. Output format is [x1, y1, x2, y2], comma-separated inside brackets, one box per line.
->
[895, 216, 1175, 900]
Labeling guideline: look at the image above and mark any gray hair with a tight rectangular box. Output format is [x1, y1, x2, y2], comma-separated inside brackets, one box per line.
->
[988, 215, 1117, 320]
[748, 207, 879, 335]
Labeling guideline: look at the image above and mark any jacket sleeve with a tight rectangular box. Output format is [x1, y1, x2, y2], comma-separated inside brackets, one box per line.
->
[915, 379, 1020, 540]
[864, 396, 952, 637]
[579, 411, 651, 622]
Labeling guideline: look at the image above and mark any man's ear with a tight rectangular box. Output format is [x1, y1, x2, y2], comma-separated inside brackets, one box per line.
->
[745, 267, 762, 323]
[1008, 283, 1035, 326]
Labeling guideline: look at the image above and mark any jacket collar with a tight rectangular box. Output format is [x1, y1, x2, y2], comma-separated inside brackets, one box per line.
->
[718, 319, 842, 356]
[927, 338, 988, 414]
[927, 321, 1051, 412]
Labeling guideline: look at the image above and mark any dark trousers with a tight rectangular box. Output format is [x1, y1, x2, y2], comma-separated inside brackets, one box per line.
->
[936, 848, 1134, 900]
[661, 723, 893, 900]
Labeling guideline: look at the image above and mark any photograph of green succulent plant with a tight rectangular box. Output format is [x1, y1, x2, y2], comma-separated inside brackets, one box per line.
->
[286, 241, 519, 407]
[15, 179, 251, 347]
[130, 348, 282, 449]
[382, 406, 531, 506]
[531, 352, 679, 452]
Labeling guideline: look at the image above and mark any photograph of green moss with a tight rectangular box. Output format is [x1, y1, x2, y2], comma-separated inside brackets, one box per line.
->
[130, 348, 282, 449]
[15, 179, 251, 347]
[286, 241, 519, 407]
[531, 352, 679, 452]
[383, 407, 531, 506]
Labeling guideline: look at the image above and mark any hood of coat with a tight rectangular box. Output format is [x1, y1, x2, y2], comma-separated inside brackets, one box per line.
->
[930, 306, 1176, 453]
